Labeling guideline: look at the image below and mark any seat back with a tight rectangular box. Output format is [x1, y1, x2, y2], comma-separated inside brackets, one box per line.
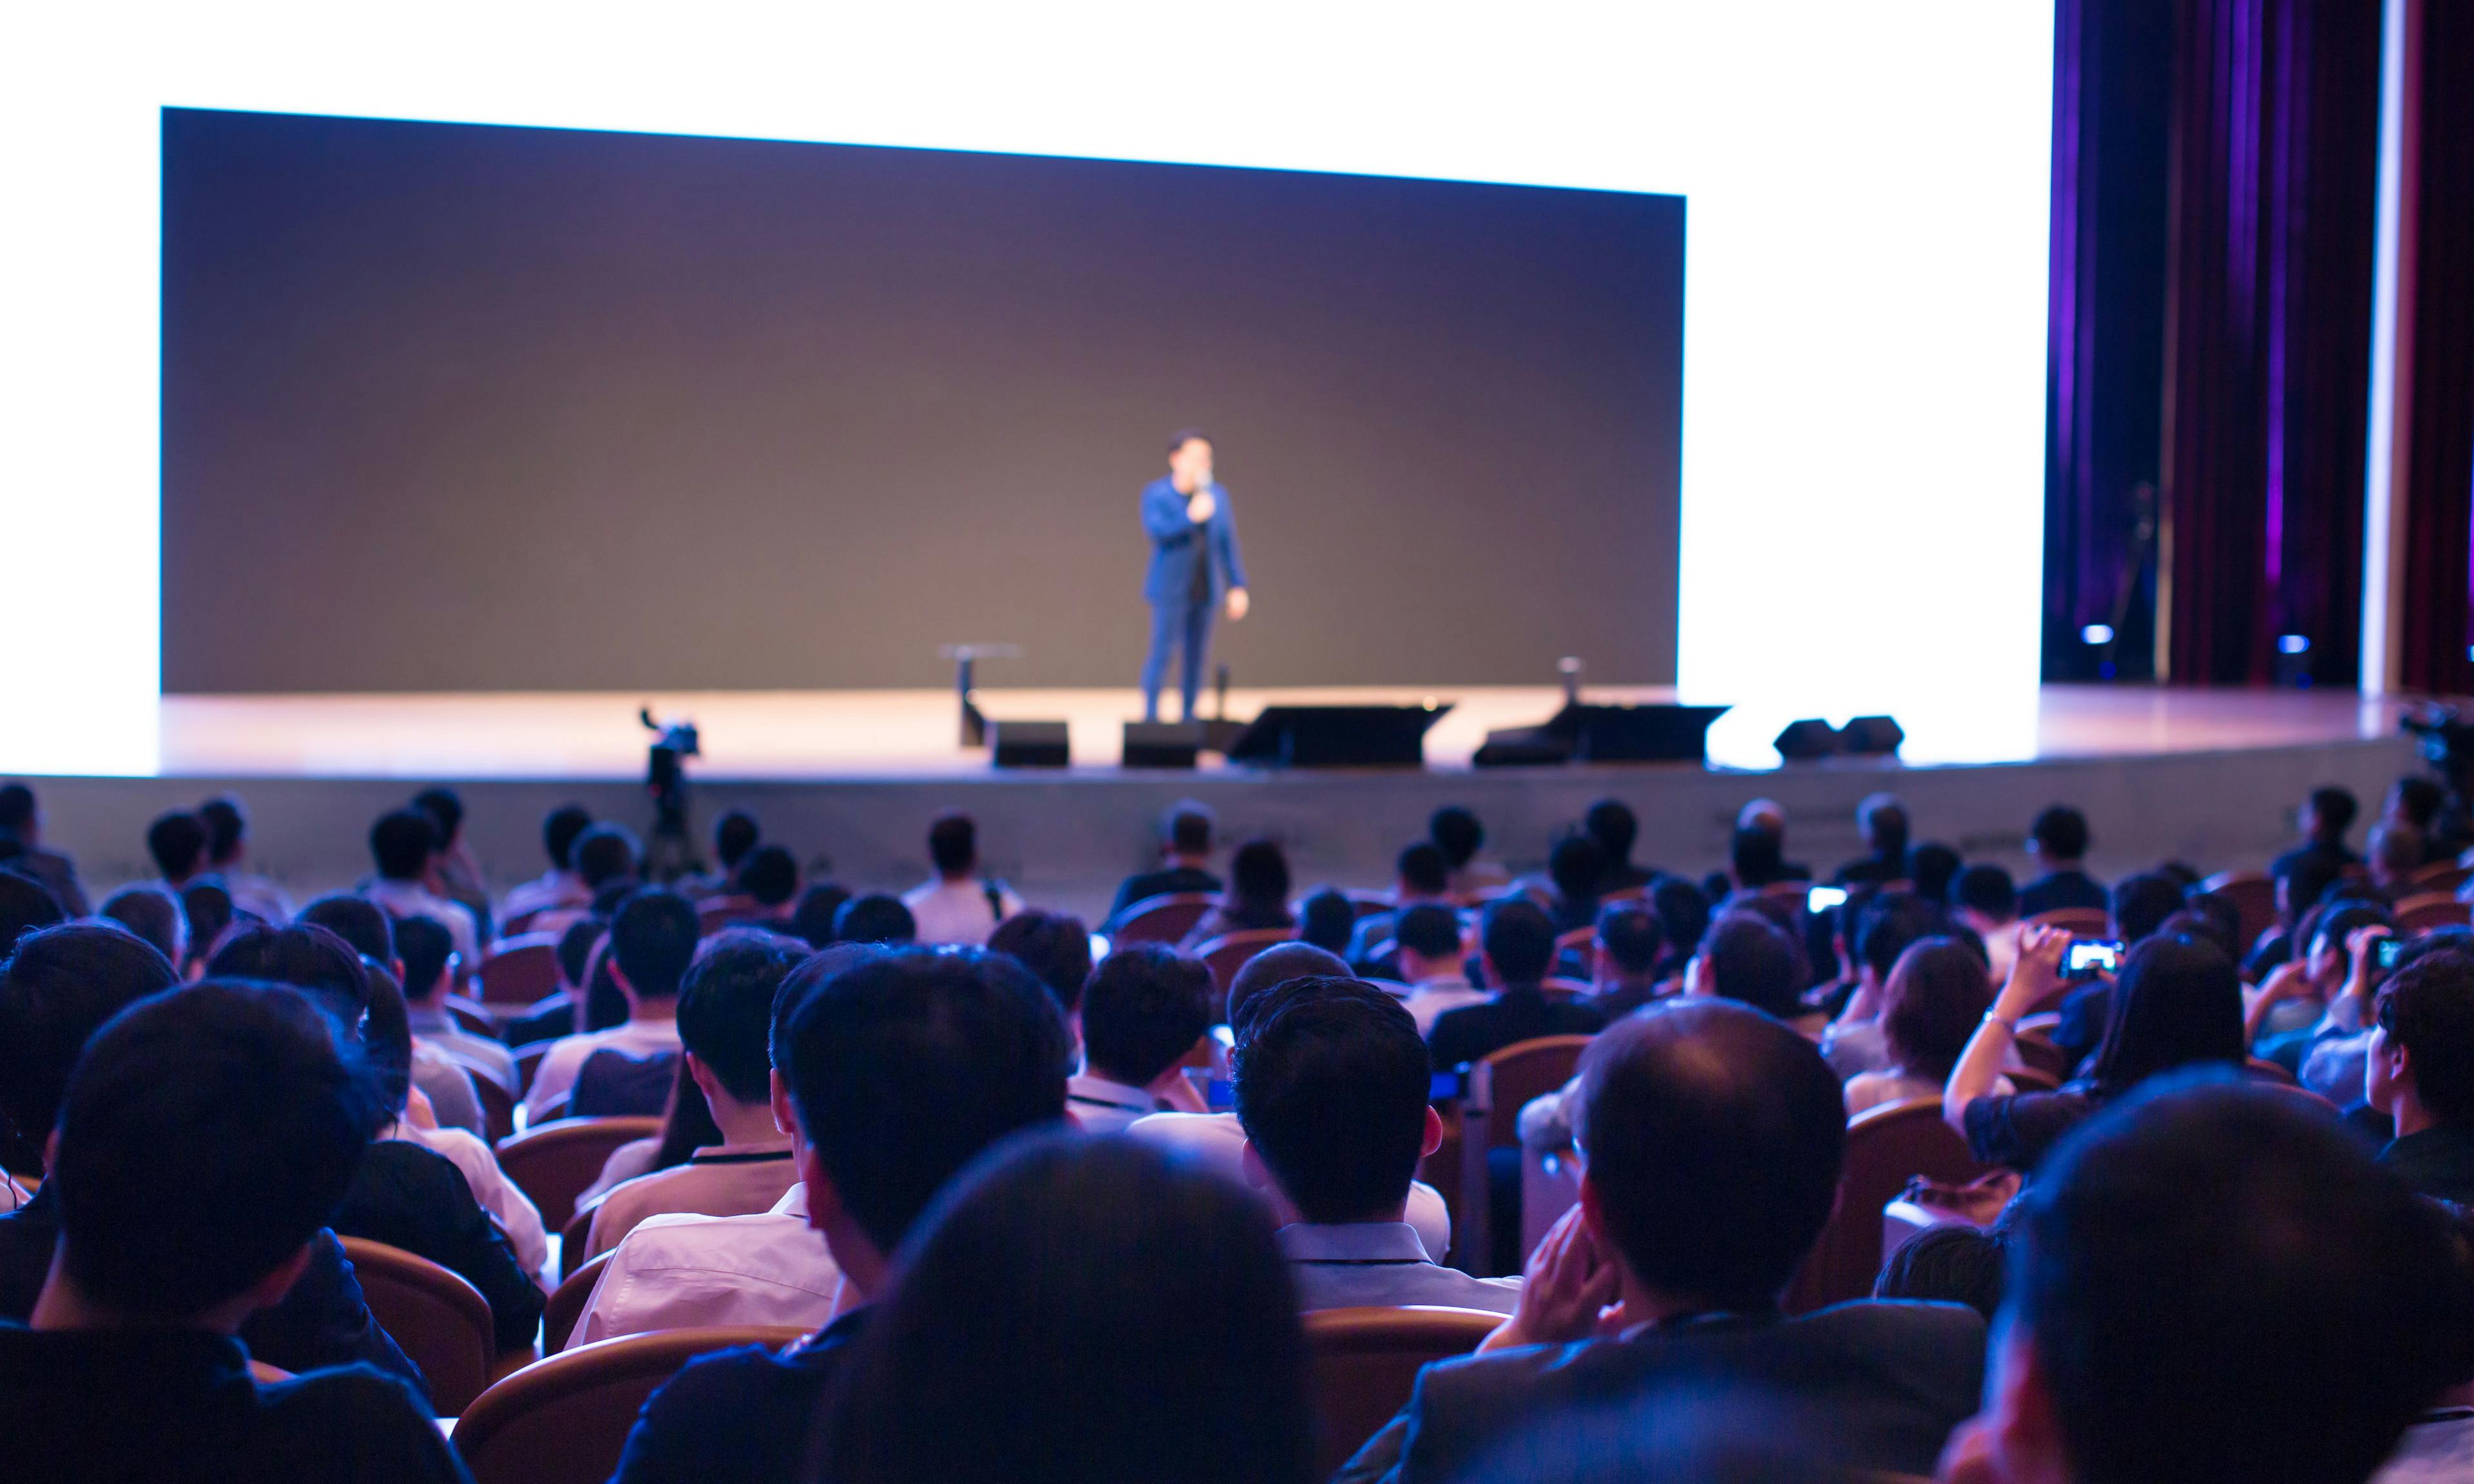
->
[2397, 893, 2473, 935]
[1552, 926, 1595, 958]
[470, 1073, 517, 1145]
[1785, 1098, 1989, 1315]
[479, 935, 564, 1007]
[1457, 1034, 1594, 1275]
[696, 903, 757, 937]
[2198, 871, 2278, 954]
[1194, 928, 1301, 997]
[455, 1327, 811, 1484]
[542, 1250, 614, 1353]
[1304, 1307, 1502, 1479]
[2023, 907, 2109, 938]
[559, 1205, 597, 1283]
[338, 1236, 496, 1414]
[495, 1116, 662, 1232]
[2410, 860, 2473, 895]
[1108, 892, 1217, 944]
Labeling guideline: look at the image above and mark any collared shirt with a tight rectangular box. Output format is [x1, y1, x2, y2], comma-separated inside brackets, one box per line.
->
[383, 1119, 550, 1284]
[1402, 977, 1488, 1034]
[405, 1008, 519, 1092]
[410, 1043, 484, 1136]
[363, 879, 481, 968]
[522, 1018, 682, 1121]
[1123, 1111, 1453, 1263]
[1066, 1073, 1160, 1134]
[573, 1184, 845, 1347]
[220, 870, 294, 925]
[583, 1138, 801, 1262]
[2376, 1408, 2474, 1484]
[1276, 1222, 1520, 1315]
[502, 868, 591, 926]
[901, 877, 1024, 947]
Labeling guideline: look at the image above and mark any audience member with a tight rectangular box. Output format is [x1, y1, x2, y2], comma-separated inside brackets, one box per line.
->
[1109, 801, 1222, 920]
[0, 980, 466, 1482]
[2370, 819, 2428, 899]
[1952, 862, 2023, 982]
[178, 879, 237, 975]
[1728, 823, 1796, 895]
[393, 914, 515, 1093]
[1646, 874, 1711, 980]
[1584, 797, 1655, 893]
[2018, 804, 2107, 916]
[2110, 870, 2187, 945]
[688, 809, 763, 900]
[1187, 836, 1296, 943]
[1834, 792, 1911, 886]
[1907, 840, 1963, 902]
[2367, 949, 2474, 1203]
[1430, 804, 1509, 899]
[731, 844, 800, 922]
[601, 947, 1069, 1476]
[1338, 1001, 1984, 1482]
[2387, 775, 2468, 864]
[1236, 976, 1517, 1313]
[1392, 903, 1483, 1032]
[501, 803, 595, 925]
[1736, 797, 1814, 880]
[833, 892, 916, 945]
[293, 895, 483, 1133]
[1344, 841, 1453, 968]
[1298, 886, 1359, 955]
[2253, 842, 2350, 979]
[2245, 900, 2395, 1072]
[787, 880, 852, 948]
[1874, 1223, 2006, 1322]
[97, 884, 184, 966]
[1428, 899, 1606, 1069]
[0, 783, 86, 915]
[1844, 938, 2004, 1115]
[1068, 944, 1212, 1131]
[522, 889, 696, 1121]
[575, 1058, 725, 1215]
[0, 873, 65, 955]
[1820, 891, 1948, 1075]
[146, 809, 211, 890]
[362, 808, 479, 969]
[573, 821, 644, 900]
[1541, 832, 1606, 933]
[2272, 785, 2361, 877]
[900, 812, 1022, 946]
[197, 792, 291, 922]
[408, 786, 492, 938]
[820, 1135, 1312, 1484]
[1588, 900, 1667, 1017]
[986, 909, 1095, 1016]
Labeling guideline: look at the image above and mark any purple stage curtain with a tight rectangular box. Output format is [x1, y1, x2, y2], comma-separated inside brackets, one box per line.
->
[2395, 0, 2474, 695]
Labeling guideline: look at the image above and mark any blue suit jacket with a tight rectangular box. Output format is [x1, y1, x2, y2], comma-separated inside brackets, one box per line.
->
[1141, 476, 1247, 606]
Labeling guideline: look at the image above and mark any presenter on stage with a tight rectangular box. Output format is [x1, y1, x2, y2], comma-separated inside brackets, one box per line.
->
[1139, 428, 1249, 723]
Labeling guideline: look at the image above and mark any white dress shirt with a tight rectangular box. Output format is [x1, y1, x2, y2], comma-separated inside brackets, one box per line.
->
[383, 1120, 551, 1285]
[900, 877, 1025, 947]
[1276, 1222, 1520, 1314]
[581, 1137, 801, 1262]
[501, 868, 591, 926]
[221, 871, 294, 925]
[1124, 1111, 1453, 1263]
[521, 1018, 682, 1121]
[571, 1183, 845, 1347]
[1066, 1072, 1160, 1134]
[1402, 977, 1488, 1034]
[363, 878, 482, 968]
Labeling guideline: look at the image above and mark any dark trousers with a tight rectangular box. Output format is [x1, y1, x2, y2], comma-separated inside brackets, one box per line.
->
[1140, 595, 1214, 722]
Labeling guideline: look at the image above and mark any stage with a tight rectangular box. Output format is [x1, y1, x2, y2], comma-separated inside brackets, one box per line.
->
[14, 685, 2422, 926]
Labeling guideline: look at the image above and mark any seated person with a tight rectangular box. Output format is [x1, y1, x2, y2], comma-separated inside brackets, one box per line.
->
[1951, 864, 2022, 983]
[0, 875, 64, 960]
[2249, 845, 2350, 981]
[788, 881, 853, 949]
[1430, 804, 1510, 900]
[1832, 792, 1912, 886]
[0, 924, 416, 1387]
[2370, 820, 2427, 900]
[1427, 899, 1606, 1070]
[1874, 1223, 2006, 1322]
[197, 792, 292, 924]
[2299, 915, 2417, 1101]
[1393, 904, 1484, 1033]
[522, 888, 698, 1121]
[1843, 937, 2007, 1115]
[360, 807, 480, 972]
[297, 895, 484, 1136]
[724, 844, 800, 926]
[500, 802, 595, 925]
[2246, 900, 2395, 1072]
[1236, 976, 1518, 1313]
[2016, 804, 2108, 917]
[1184, 837, 1297, 945]
[1645, 875, 1711, 982]
[900, 812, 1024, 947]
[0, 783, 87, 916]
[0, 980, 465, 1482]
[1907, 841, 1964, 902]
[528, 820, 642, 943]
[680, 809, 762, 904]
[392, 913, 517, 1094]
[1819, 891, 1945, 1076]
[97, 884, 184, 966]
[1587, 900, 1667, 1018]
[1939, 1078, 2471, 1484]
[603, 946, 1069, 1481]
[1585, 797, 1656, 894]
[1344, 841, 1454, 971]
[583, 931, 809, 1260]
[1336, 1000, 1986, 1483]
[145, 808, 211, 892]
[2271, 785, 2361, 878]
[2049, 870, 2195, 1065]
[986, 909, 1094, 1019]
[833, 893, 917, 945]
[1108, 801, 1222, 922]
[1539, 833, 1606, 935]
[2367, 948, 2474, 1203]
[1066, 945, 1213, 1132]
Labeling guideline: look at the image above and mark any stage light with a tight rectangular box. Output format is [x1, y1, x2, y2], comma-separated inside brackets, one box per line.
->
[2278, 634, 2311, 654]
[2082, 623, 2116, 645]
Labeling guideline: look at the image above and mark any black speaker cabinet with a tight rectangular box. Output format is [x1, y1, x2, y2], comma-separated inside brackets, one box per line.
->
[1121, 721, 1203, 769]
[988, 719, 1070, 768]
[1224, 705, 1450, 768]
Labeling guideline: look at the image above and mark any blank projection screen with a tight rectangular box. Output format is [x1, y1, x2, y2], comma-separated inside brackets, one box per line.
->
[161, 108, 1684, 692]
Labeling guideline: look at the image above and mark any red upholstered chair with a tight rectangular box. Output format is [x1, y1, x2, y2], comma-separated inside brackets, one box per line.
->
[2198, 871, 2277, 955]
[339, 1237, 495, 1414]
[495, 1116, 662, 1232]
[1784, 1097, 1990, 1314]
[2408, 859, 2473, 895]
[1194, 928, 1299, 998]
[1347, 892, 1395, 919]
[455, 1327, 810, 1484]
[478, 933, 563, 1007]
[541, 1249, 613, 1353]
[1108, 891, 1217, 945]
[2396, 893, 2473, 935]
[1303, 1307, 1502, 1479]
[1455, 1034, 1595, 1275]
[2024, 907, 2110, 939]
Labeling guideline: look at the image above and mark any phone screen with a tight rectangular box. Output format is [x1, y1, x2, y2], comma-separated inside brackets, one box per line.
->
[2376, 937, 2404, 971]
[2066, 940, 2124, 979]
[1807, 886, 1848, 913]
[1429, 1069, 1465, 1103]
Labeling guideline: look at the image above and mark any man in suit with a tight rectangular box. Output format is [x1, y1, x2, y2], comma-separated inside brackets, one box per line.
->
[1139, 430, 1248, 723]
[1338, 999, 1985, 1483]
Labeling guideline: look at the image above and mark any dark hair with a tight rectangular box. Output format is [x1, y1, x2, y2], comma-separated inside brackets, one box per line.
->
[367, 808, 436, 881]
[734, 844, 798, 907]
[1229, 837, 1291, 911]
[2393, 775, 2448, 829]
[2307, 785, 2360, 837]
[1852, 891, 1941, 982]
[146, 811, 209, 881]
[52, 981, 381, 1319]
[1479, 897, 1556, 986]
[179, 881, 236, 971]
[713, 810, 760, 869]
[1395, 841, 1450, 897]
[542, 804, 593, 870]
[392, 915, 456, 1003]
[1859, 794, 1910, 859]
[1578, 1001, 1845, 1308]
[2084, 934, 2245, 1098]
[207, 921, 370, 1026]
[678, 929, 810, 1105]
[2012, 1076, 2473, 1484]
[1082, 944, 1213, 1089]
[1549, 833, 1606, 904]
[927, 812, 978, 876]
[775, 947, 1068, 1252]
[2110, 871, 2188, 945]
[2310, 900, 2396, 963]
[1649, 876, 1712, 958]
[1584, 799, 1638, 864]
[825, 1134, 1309, 1484]
[0, 924, 181, 1168]
[296, 893, 394, 964]
[197, 793, 248, 864]
[646, 1054, 729, 1175]
[1881, 938, 1996, 1081]
[1698, 912, 1805, 1020]
[356, 958, 417, 1117]
[1165, 803, 1214, 856]
[1226, 944, 1353, 1036]
[1906, 842, 1962, 901]
[1875, 1223, 2005, 1320]
[1428, 806, 1484, 869]
[2279, 846, 2348, 928]
[611, 889, 700, 1000]
[987, 911, 1093, 1013]
[0, 871, 65, 953]
[1236, 978, 1429, 1222]
[99, 886, 184, 965]
[1392, 903, 1462, 962]
[557, 917, 604, 987]
[790, 882, 852, 949]
[2177, 891, 2245, 960]
[835, 893, 917, 945]
[2030, 804, 2091, 861]
[1595, 902, 1662, 976]
[1730, 826, 1787, 887]
[1953, 863, 2019, 919]
[1165, 426, 1214, 453]
[410, 786, 464, 844]
[0, 784, 32, 833]
[2377, 950, 2474, 1128]
[1297, 889, 1356, 955]
[573, 823, 642, 889]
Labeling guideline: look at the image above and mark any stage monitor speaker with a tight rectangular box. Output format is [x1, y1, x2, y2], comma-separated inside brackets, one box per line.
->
[1225, 705, 1450, 769]
[1839, 715, 1906, 756]
[1473, 703, 1731, 767]
[1773, 718, 1842, 761]
[1121, 721, 1202, 770]
[989, 719, 1070, 768]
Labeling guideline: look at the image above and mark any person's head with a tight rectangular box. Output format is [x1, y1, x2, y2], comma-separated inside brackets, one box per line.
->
[1165, 427, 1215, 486]
[392, 915, 456, 1007]
[178, 881, 235, 971]
[1686, 911, 1806, 1020]
[834, 893, 917, 945]
[1225, 943, 1353, 1034]
[0, 871, 66, 953]
[1549, 833, 1606, 904]
[789, 881, 852, 949]
[1080, 943, 1213, 1089]
[1881, 938, 1997, 1082]
[712, 809, 760, 871]
[1237, 976, 1437, 1224]
[0, 783, 35, 842]
[2388, 775, 2448, 830]
[146, 810, 210, 884]
[1953, 863, 2019, 926]
[1296, 888, 1356, 955]
[2301, 901, 2393, 987]
[2029, 804, 2091, 865]
[557, 917, 603, 989]
[1906, 841, 1962, 901]
[0, 924, 181, 1170]
[206, 922, 371, 1030]
[986, 910, 1094, 1014]
[1851, 891, 1942, 988]
[1394, 841, 1450, 899]
[1648, 875, 1711, 960]
[1857, 792, 1910, 861]
[1390, 903, 1464, 982]
[2277, 844, 2347, 929]
[573, 821, 642, 890]
[1428, 805, 1484, 870]
[410, 786, 464, 848]
[734, 844, 798, 908]
[1736, 797, 1788, 835]
[1730, 825, 1787, 888]
[1228, 837, 1291, 911]
[678, 928, 810, 1112]
[1575, 1000, 1845, 1309]
[2109, 871, 2187, 946]
[2303, 785, 2359, 843]
[98, 886, 184, 966]
[2370, 949, 2474, 1128]
[1163, 801, 1214, 861]
[2083, 933, 2245, 1098]
[196, 793, 249, 868]
[1986, 1076, 2472, 1484]
[1595, 901, 1663, 982]
[48, 980, 383, 1327]
[367, 808, 436, 884]
[295, 893, 394, 966]
[609, 888, 699, 1005]
[1478, 897, 1556, 989]
[2177, 891, 2245, 961]
[926, 811, 979, 879]
[541, 803, 593, 871]
[2369, 820, 2425, 886]
[825, 1133, 1309, 1484]
[1584, 799, 1639, 866]
[1875, 1224, 2006, 1322]
[773, 946, 1069, 1288]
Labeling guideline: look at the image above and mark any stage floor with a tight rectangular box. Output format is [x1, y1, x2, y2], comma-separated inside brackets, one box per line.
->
[151, 683, 2415, 780]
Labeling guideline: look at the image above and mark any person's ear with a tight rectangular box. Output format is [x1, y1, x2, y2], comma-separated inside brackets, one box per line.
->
[42, 1128, 60, 1176]
[242, 1242, 320, 1313]
[1685, 954, 1712, 998]
[796, 1145, 837, 1233]
[1420, 1103, 1444, 1159]
[1239, 1137, 1273, 1191]
[685, 1052, 722, 1103]
[769, 1069, 794, 1137]
[1982, 1321, 2071, 1484]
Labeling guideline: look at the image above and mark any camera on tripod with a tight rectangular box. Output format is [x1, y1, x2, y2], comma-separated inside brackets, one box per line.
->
[2401, 705, 2474, 792]
[641, 707, 701, 879]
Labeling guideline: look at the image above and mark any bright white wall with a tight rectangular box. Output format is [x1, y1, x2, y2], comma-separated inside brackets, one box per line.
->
[0, 0, 2053, 774]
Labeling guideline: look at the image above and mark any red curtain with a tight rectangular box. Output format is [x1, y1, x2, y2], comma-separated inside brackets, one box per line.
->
[2394, 0, 2474, 694]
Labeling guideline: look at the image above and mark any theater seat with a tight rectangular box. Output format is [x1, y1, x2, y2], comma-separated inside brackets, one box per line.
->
[1193, 927, 1299, 998]
[1304, 1306, 1502, 1478]
[495, 1116, 661, 1232]
[2023, 907, 2109, 938]
[2395, 893, 2472, 935]
[339, 1236, 495, 1414]
[478, 934, 563, 1007]
[1107, 891, 1217, 944]
[454, 1326, 811, 1484]
[1456, 1034, 1595, 1275]
[542, 1250, 613, 1353]
[2198, 871, 2277, 955]
[1785, 1097, 1988, 1315]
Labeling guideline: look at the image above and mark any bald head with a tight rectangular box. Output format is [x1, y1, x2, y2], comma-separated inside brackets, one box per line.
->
[1736, 798, 1787, 835]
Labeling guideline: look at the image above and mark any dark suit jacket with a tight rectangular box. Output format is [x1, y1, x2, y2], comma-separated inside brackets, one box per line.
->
[1334, 1300, 1986, 1484]
[1140, 476, 1246, 606]
[1427, 989, 1607, 1070]
[1108, 866, 1223, 921]
[2017, 869, 2109, 917]
[334, 1142, 544, 1353]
